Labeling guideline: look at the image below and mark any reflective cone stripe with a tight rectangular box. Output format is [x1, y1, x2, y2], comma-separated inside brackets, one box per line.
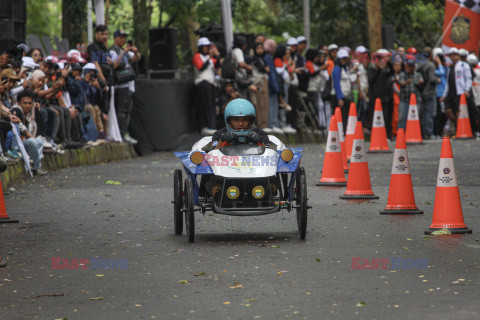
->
[0, 180, 18, 223]
[334, 107, 349, 172]
[405, 94, 423, 144]
[380, 129, 423, 214]
[339, 122, 379, 199]
[368, 98, 391, 153]
[345, 102, 357, 161]
[317, 115, 347, 186]
[456, 94, 474, 139]
[425, 137, 472, 234]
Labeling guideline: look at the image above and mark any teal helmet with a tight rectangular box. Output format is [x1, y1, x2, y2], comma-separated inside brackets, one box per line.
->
[224, 99, 256, 138]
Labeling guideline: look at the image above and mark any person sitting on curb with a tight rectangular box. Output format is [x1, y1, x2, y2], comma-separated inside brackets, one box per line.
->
[10, 89, 47, 175]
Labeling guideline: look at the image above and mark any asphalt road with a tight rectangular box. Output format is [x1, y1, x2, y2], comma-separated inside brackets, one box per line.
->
[1, 138, 479, 320]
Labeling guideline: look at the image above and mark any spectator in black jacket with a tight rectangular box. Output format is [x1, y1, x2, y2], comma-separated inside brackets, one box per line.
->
[367, 50, 394, 138]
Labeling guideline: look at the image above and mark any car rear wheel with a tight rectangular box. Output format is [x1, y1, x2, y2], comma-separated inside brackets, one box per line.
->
[184, 178, 195, 243]
[173, 169, 183, 235]
[296, 166, 308, 240]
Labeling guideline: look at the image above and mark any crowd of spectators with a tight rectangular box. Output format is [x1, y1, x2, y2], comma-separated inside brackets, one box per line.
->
[193, 35, 480, 140]
[0, 25, 140, 176]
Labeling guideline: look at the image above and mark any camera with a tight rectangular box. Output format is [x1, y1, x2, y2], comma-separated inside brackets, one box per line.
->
[2, 44, 26, 66]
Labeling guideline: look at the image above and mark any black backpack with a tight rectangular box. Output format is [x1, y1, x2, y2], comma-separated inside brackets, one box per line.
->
[221, 52, 235, 79]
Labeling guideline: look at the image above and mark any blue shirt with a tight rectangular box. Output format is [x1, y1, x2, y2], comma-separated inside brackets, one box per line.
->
[435, 65, 447, 98]
[332, 65, 344, 100]
[263, 53, 281, 94]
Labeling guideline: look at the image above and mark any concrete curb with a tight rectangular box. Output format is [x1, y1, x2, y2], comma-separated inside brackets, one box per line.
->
[0, 143, 137, 189]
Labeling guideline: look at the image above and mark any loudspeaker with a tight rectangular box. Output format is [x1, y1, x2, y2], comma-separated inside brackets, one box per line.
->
[382, 25, 395, 50]
[0, 0, 26, 53]
[149, 27, 179, 71]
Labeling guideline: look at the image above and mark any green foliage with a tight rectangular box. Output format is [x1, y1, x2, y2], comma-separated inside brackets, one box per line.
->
[384, 0, 444, 49]
[26, 0, 62, 41]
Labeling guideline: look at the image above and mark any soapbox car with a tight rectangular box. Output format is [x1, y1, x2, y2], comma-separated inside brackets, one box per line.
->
[173, 135, 308, 242]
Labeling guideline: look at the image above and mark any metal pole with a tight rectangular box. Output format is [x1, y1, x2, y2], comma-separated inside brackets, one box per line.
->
[221, 0, 233, 53]
[87, 0, 93, 43]
[303, 0, 310, 47]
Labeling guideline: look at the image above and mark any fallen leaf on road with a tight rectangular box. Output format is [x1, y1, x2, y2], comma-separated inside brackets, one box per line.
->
[406, 238, 413, 241]
[194, 272, 205, 276]
[316, 258, 321, 263]
[229, 282, 244, 289]
[90, 297, 103, 301]
[223, 301, 230, 305]
[178, 280, 189, 284]
[431, 228, 452, 235]
[96, 274, 104, 277]
[105, 180, 122, 185]
[271, 245, 280, 248]
[356, 301, 367, 307]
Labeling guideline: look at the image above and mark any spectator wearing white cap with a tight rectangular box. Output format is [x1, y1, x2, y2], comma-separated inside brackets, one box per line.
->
[192, 37, 220, 135]
[296, 36, 307, 68]
[331, 49, 356, 129]
[367, 49, 394, 138]
[326, 44, 338, 76]
[441, 47, 473, 136]
[352, 46, 369, 126]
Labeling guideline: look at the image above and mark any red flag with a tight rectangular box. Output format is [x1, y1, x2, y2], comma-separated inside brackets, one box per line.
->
[442, 0, 480, 52]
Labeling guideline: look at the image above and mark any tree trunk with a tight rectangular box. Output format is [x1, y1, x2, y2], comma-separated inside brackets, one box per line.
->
[62, 0, 87, 48]
[132, 0, 153, 55]
[366, 0, 382, 52]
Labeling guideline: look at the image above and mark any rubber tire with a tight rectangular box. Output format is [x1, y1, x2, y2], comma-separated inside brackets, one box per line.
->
[184, 179, 195, 243]
[173, 169, 183, 235]
[296, 166, 308, 240]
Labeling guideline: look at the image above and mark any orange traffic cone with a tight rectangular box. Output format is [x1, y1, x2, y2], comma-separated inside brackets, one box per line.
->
[344, 102, 357, 161]
[425, 138, 472, 234]
[0, 180, 18, 223]
[334, 107, 349, 173]
[339, 122, 379, 199]
[456, 94, 474, 139]
[405, 93, 423, 144]
[317, 115, 347, 186]
[380, 129, 423, 214]
[368, 98, 391, 153]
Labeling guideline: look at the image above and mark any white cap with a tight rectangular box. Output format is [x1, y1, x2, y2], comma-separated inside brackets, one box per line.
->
[376, 48, 390, 55]
[82, 62, 97, 71]
[21, 56, 40, 69]
[466, 54, 478, 65]
[286, 37, 298, 46]
[197, 37, 211, 47]
[44, 55, 59, 64]
[327, 44, 338, 51]
[448, 47, 459, 55]
[433, 47, 444, 58]
[459, 48, 469, 56]
[355, 46, 367, 53]
[337, 49, 349, 59]
[67, 49, 87, 63]
[296, 36, 307, 43]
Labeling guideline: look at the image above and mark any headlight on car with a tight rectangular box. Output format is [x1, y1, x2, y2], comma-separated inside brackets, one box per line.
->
[227, 186, 240, 199]
[190, 151, 204, 165]
[252, 186, 265, 199]
[280, 149, 294, 162]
